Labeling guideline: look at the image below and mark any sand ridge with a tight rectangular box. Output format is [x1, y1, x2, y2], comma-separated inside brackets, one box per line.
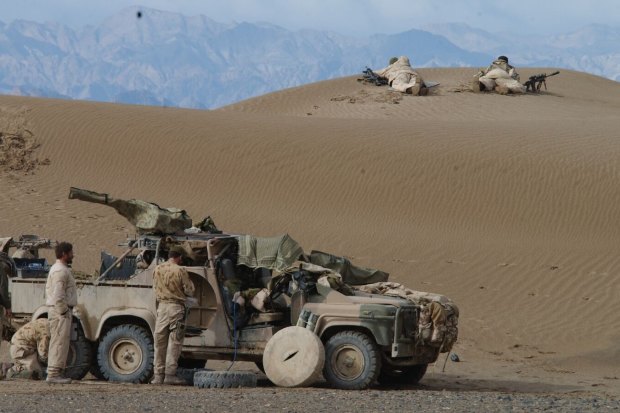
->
[1, 67, 619, 395]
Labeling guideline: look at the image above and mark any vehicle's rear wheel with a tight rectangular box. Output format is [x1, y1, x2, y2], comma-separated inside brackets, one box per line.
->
[323, 331, 381, 390]
[377, 364, 428, 386]
[97, 324, 154, 383]
[65, 322, 93, 380]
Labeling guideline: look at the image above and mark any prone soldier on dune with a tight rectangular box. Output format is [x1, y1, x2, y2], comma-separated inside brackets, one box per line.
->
[472, 55, 526, 95]
[374, 56, 429, 96]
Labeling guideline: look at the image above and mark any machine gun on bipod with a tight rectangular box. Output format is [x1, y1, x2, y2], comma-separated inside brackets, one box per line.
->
[358, 67, 389, 86]
[524, 71, 560, 93]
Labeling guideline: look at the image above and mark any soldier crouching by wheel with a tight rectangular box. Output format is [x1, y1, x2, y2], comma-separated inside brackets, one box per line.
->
[150, 245, 195, 385]
[5, 318, 50, 380]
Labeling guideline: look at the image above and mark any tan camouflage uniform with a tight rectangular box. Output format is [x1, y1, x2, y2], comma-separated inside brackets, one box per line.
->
[45, 260, 77, 378]
[152, 260, 195, 377]
[476, 58, 525, 94]
[6, 318, 50, 379]
[0, 260, 11, 346]
[375, 56, 426, 95]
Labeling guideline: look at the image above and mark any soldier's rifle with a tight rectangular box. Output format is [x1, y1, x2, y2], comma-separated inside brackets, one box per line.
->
[524, 71, 560, 92]
[359, 67, 389, 86]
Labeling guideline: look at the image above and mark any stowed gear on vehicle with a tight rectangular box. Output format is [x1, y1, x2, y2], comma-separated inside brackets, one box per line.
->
[1, 188, 459, 389]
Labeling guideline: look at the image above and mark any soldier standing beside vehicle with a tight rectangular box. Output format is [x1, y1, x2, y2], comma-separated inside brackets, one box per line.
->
[151, 245, 195, 385]
[45, 242, 77, 384]
[5, 318, 50, 380]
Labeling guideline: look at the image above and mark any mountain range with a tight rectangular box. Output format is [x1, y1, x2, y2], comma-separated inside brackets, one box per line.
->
[0, 6, 618, 109]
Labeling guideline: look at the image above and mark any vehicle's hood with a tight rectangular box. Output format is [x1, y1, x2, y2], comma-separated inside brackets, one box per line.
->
[347, 292, 413, 307]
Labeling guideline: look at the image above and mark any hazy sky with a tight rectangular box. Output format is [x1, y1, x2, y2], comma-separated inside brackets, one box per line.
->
[2, 0, 619, 36]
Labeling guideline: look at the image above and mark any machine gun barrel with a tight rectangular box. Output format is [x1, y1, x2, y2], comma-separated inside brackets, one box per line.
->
[68, 187, 192, 234]
[524, 71, 560, 92]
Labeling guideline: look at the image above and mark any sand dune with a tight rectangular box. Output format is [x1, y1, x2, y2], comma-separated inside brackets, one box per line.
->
[1, 68, 619, 391]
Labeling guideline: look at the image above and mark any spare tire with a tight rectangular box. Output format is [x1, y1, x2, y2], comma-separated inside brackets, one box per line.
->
[176, 367, 210, 386]
[193, 371, 257, 389]
[263, 326, 324, 388]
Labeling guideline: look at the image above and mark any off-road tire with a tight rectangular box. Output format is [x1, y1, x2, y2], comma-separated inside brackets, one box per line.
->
[89, 342, 105, 380]
[65, 322, 93, 380]
[193, 371, 257, 389]
[377, 364, 428, 386]
[97, 324, 154, 383]
[323, 331, 381, 390]
[176, 367, 210, 385]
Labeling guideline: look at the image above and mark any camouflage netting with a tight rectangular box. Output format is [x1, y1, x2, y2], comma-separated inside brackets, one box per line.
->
[355, 282, 459, 352]
[308, 250, 389, 285]
[236, 234, 304, 272]
[0, 107, 50, 174]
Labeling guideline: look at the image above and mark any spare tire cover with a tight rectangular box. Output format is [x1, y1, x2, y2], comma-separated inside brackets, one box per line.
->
[263, 326, 325, 387]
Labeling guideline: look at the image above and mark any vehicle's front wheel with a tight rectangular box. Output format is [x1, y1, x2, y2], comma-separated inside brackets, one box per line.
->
[323, 331, 381, 390]
[89, 342, 105, 380]
[97, 324, 154, 383]
[378, 364, 428, 386]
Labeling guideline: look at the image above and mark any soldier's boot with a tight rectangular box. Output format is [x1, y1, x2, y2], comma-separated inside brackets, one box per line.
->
[150, 374, 164, 384]
[4, 367, 17, 380]
[46, 376, 72, 384]
[418, 86, 429, 96]
[164, 374, 186, 385]
[0, 363, 14, 380]
[407, 84, 422, 95]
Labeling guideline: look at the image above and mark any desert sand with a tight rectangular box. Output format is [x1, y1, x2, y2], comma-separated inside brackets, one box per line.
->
[1, 67, 619, 398]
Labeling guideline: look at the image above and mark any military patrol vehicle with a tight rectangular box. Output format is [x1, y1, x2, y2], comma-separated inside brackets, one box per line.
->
[1, 232, 458, 389]
[0, 189, 458, 389]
